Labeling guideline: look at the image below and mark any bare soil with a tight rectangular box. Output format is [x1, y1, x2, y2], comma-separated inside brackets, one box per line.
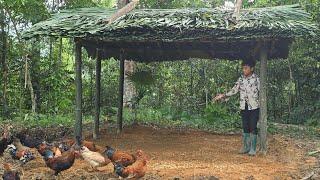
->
[0, 125, 318, 180]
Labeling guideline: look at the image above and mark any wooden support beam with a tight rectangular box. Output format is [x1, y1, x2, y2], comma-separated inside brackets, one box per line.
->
[93, 50, 101, 139]
[233, 0, 243, 19]
[117, 50, 125, 134]
[74, 40, 83, 139]
[108, 0, 139, 24]
[259, 42, 268, 155]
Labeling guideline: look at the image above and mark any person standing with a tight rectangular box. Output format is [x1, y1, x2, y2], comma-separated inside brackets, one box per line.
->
[214, 60, 260, 156]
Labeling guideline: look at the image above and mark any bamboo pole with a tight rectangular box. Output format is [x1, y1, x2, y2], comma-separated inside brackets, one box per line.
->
[93, 50, 101, 139]
[74, 40, 83, 139]
[117, 50, 125, 134]
[259, 42, 268, 155]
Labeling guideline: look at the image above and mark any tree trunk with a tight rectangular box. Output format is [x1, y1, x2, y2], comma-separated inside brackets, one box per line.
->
[30, 40, 41, 112]
[0, 12, 8, 117]
[25, 57, 36, 113]
[117, 0, 137, 108]
[123, 60, 136, 107]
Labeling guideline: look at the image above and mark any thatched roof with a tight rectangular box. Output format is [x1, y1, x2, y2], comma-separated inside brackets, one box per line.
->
[22, 4, 318, 61]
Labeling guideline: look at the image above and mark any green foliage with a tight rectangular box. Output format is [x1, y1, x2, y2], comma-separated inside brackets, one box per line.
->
[204, 103, 240, 131]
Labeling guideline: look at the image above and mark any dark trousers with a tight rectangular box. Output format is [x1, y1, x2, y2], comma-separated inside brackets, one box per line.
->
[241, 104, 259, 134]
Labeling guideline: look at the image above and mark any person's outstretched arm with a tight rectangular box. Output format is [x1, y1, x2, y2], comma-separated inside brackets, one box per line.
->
[214, 78, 240, 101]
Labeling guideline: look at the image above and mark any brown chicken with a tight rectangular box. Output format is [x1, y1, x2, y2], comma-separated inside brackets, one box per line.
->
[114, 150, 147, 179]
[43, 145, 80, 176]
[2, 163, 20, 180]
[104, 146, 136, 167]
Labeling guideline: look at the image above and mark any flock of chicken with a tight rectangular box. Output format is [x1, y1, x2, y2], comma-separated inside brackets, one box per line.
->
[0, 126, 148, 179]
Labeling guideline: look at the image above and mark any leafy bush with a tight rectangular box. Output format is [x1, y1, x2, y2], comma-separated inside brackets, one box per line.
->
[204, 103, 241, 131]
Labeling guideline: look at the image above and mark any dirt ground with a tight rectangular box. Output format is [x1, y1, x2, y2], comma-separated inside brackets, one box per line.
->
[0, 125, 318, 180]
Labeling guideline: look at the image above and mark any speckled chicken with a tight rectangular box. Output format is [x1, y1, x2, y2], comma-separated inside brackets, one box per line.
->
[8, 138, 35, 164]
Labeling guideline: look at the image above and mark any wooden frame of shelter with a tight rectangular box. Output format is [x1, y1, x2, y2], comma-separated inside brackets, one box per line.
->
[22, 4, 318, 155]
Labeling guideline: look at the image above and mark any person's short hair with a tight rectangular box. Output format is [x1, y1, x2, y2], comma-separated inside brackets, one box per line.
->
[242, 58, 256, 68]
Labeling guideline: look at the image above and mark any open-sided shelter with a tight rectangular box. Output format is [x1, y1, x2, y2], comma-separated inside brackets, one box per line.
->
[22, 4, 318, 154]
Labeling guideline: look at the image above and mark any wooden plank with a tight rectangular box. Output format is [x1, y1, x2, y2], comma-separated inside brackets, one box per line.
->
[259, 42, 268, 155]
[117, 50, 125, 133]
[93, 49, 101, 139]
[74, 40, 83, 139]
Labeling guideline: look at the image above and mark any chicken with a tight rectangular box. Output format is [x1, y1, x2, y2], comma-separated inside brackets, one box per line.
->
[37, 142, 52, 156]
[0, 127, 12, 156]
[7, 145, 35, 164]
[2, 163, 20, 180]
[37, 142, 62, 158]
[16, 131, 43, 148]
[43, 137, 81, 176]
[43, 147, 78, 176]
[80, 146, 110, 171]
[58, 137, 103, 153]
[104, 146, 136, 167]
[114, 150, 147, 179]
[9, 138, 35, 164]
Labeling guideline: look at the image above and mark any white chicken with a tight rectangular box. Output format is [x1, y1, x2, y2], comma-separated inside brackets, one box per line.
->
[80, 146, 110, 171]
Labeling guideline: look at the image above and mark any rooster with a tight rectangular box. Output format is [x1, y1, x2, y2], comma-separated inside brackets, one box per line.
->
[43, 137, 81, 176]
[80, 146, 110, 171]
[104, 146, 136, 167]
[2, 163, 20, 180]
[114, 150, 147, 179]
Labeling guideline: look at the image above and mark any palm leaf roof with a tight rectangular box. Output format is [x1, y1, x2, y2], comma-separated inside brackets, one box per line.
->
[22, 4, 318, 41]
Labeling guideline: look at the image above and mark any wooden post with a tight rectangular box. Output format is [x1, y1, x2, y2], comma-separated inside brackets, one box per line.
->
[117, 50, 125, 133]
[259, 42, 268, 155]
[93, 50, 101, 139]
[74, 40, 83, 139]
